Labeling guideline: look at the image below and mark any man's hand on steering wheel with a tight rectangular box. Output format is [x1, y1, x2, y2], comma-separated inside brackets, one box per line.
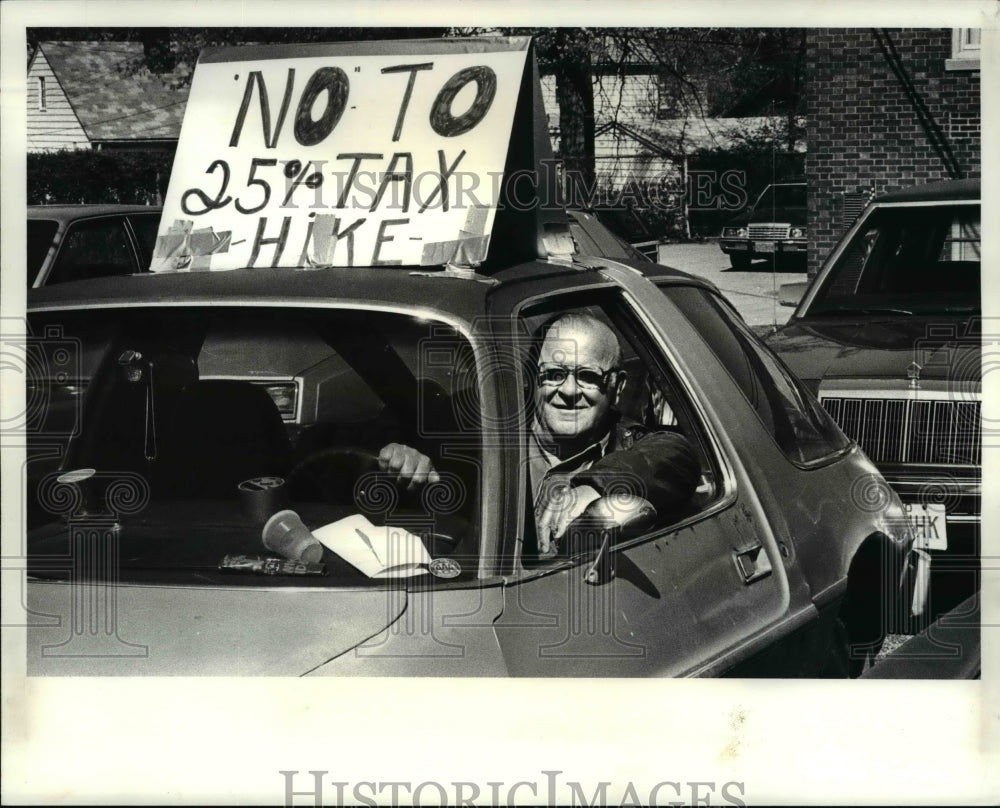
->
[378, 443, 440, 492]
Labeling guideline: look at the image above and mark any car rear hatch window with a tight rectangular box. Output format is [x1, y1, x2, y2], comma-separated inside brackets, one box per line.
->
[27, 306, 482, 588]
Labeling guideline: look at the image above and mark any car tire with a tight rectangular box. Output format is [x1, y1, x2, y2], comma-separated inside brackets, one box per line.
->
[729, 253, 752, 270]
[818, 615, 853, 677]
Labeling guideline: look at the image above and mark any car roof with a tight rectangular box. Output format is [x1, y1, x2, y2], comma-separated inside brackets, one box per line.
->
[875, 178, 980, 204]
[27, 266, 496, 322]
[28, 257, 718, 319]
[27, 204, 162, 221]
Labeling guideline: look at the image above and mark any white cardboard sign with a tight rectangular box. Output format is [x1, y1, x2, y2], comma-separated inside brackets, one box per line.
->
[152, 42, 529, 271]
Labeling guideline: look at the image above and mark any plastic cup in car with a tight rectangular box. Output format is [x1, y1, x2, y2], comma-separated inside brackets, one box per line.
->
[261, 509, 324, 563]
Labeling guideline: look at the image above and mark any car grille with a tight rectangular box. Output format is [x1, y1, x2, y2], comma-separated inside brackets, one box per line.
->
[820, 396, 981, 466]
[748, 224, 790, 240]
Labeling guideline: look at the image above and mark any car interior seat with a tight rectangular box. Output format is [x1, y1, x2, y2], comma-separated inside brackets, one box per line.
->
[145, 357, 292, 499]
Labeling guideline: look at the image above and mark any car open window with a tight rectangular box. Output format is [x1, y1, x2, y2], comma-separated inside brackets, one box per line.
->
[664, 286, 852, 465]
[27, 306, 482, 587]
[514, 290, 723, 568]
[810, 204, 981, 314]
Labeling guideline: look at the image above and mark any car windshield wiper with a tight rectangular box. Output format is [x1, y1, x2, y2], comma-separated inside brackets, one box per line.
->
[853, 306, 915, 315]
[811, 305, 915, 316]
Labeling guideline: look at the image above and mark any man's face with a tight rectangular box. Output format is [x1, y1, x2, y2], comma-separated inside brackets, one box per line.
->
[533, 319, 623, 447]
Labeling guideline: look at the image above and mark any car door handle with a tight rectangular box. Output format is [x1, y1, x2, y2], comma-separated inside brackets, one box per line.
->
[734, 544, 772, 584]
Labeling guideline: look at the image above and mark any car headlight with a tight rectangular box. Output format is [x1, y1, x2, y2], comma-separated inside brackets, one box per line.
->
[723, 227, 748, 238]
[790, 227, 806, 238]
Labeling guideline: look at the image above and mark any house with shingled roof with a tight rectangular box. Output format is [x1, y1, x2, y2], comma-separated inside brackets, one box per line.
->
[27, 41, 190, 153]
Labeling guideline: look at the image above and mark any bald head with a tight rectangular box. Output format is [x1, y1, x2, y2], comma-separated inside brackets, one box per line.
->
[540, 313, 622, 370]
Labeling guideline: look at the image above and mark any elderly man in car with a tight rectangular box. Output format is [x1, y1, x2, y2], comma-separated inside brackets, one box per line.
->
[380, 312, 700, 554]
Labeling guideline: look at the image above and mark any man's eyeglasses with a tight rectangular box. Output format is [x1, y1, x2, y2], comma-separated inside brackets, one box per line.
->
[537, 365, 619, 392]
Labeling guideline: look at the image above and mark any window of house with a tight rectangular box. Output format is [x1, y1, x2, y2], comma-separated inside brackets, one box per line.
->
[655, 77, 686, 120]
[947, 28, 981, 70]
[38, 76, 47, 111]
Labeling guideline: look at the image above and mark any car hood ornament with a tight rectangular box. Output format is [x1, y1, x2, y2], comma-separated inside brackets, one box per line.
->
[907, 361, 922, 389]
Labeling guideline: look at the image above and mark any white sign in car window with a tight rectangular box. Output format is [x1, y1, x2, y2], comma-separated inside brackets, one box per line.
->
[152, 41, 529, 272]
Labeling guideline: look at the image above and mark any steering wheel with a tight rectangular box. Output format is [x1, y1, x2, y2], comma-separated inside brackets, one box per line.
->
[287, 445, 470, 555]
[286, 447, 382, 505]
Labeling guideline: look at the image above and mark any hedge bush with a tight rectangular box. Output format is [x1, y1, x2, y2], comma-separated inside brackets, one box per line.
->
[27, 149, 175, 205]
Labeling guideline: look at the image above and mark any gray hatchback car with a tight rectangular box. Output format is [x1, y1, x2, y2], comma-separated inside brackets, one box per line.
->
[20, 36, 920, 679]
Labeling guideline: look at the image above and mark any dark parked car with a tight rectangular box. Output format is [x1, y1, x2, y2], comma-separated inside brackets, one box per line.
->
[20, 37, 918, 678]
[719, 182, 807, 269]
[28, 204, 161, 287]
[767, 178, 981, 627]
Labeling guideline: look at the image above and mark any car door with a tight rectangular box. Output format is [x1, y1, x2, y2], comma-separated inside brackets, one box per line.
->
[487, 272, 813, 677]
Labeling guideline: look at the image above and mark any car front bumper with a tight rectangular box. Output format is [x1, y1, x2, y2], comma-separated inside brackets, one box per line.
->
[880, 468, 980, 624]
[720, 238, 808, 256]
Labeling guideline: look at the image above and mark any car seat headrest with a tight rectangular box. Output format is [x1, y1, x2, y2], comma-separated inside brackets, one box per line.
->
[149, 353, 199, 389]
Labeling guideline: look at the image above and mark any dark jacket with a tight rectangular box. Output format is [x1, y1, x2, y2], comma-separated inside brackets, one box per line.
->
[571, 414, 701, 518]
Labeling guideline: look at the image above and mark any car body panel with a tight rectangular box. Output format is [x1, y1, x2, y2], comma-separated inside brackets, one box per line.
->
[768, 318, 980, 387]
[309, 587, 508, 676]
[27, 578, 407, 676]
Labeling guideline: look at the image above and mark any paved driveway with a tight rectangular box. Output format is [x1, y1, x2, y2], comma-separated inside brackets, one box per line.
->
[655, 241, 808, 330]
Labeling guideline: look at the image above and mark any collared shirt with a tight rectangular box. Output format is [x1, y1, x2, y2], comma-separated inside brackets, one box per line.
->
[528, 421, 611, 496]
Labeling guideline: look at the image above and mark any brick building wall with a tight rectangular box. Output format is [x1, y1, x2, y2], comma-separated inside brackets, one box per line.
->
[806, 28, 980, 276]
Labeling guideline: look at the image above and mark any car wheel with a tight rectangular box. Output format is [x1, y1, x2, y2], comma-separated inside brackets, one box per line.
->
[729, 253, 752, 270]
[819, 615, 858, 678]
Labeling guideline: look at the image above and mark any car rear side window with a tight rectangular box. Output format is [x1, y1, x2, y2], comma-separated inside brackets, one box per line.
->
[129, 213, 162, 269]
[663, 286, 851, 465]
[27, 219, 59, 285]
[47, 218, 135, 284]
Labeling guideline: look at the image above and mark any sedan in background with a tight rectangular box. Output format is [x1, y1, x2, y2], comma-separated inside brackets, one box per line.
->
[28, 204, 161, 287]
[767, 178, 981, 628]
[720, 182, 807, 269]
